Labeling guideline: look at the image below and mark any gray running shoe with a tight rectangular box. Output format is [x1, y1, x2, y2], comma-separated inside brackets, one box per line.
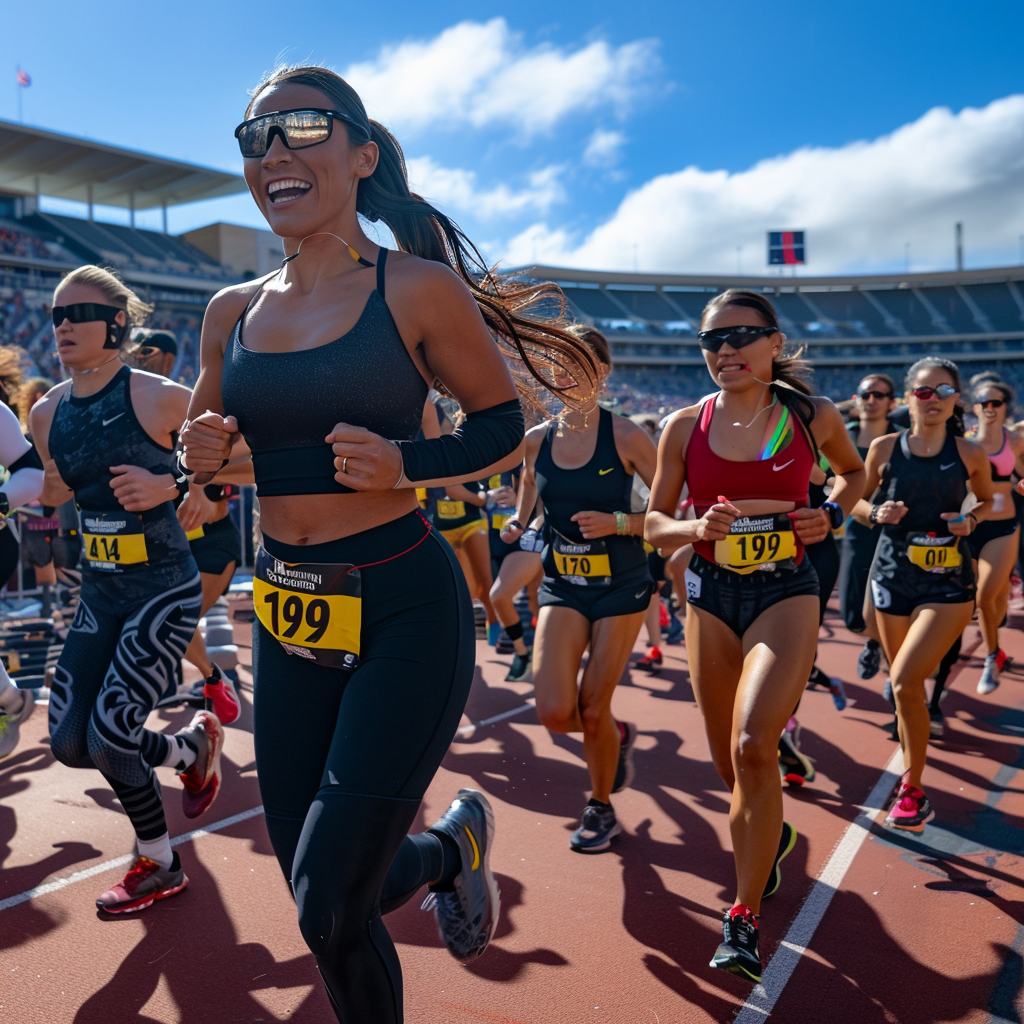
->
[96, 852, 188, 913]
[612, 721, 637, 794]
[504, 650, 533, 683]
[977, 650, 1007, 695]
[0, 687, 35, 761]
[570, 802, 622, 853]
[422, 789, 500, 962]
[857, 639, 881, 680]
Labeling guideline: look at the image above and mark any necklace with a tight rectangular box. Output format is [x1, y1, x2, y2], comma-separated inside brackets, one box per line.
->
[731, 395, 777, 429]
[73, 353, 122, 376]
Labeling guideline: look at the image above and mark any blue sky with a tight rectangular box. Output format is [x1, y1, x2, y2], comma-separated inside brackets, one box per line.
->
[1, 0, 1022, 274]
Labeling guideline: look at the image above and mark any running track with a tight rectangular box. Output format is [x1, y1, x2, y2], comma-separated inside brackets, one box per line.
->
[2, 596, 1023, 1024]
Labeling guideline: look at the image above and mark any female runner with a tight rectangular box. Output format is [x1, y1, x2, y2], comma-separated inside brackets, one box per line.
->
[31, 266, 224, 913]
[179, 65, 596, 1023]
[501, 328, 658, 853]
[854, 357, 992, 832]
[645, 290, 865, 983]
[967, 373, 1024, 694]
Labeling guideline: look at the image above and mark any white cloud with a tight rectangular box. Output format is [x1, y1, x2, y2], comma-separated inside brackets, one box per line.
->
[344, 19, 658, 136]
[406, 157, 565, 220]
[583, 129, 626, 167]
[503, 95, 1024, 274]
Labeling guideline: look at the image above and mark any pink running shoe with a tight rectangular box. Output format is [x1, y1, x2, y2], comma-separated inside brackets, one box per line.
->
[884, 774, 934, 833]
[96, 854, 188, 913]
[179, 711, 224, 819]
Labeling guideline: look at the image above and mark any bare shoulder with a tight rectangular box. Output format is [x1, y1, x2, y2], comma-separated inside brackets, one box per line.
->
[525, 420, 550, 452]
[661, 403, 702, 446]
[31, 380, 71, 424]
[868, 432, 898, 460]
[387, 252, 471, 307]
[955, 434, 988, 465]
[808, 394, 843, 427]
[204, 276, 272, 334]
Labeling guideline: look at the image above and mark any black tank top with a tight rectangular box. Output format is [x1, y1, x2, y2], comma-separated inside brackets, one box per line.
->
[221, 249, 428, 496]
[534, 407, 646, 577]
[48, 366, 190, 572]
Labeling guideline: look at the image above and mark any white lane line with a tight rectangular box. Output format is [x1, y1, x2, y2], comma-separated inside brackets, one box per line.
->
[456, 700, 535, 737]
[734, 748, 905, 1022]
[0, 804, 265, 913]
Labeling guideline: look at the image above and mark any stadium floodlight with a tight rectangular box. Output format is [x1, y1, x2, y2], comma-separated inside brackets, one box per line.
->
[768, 231, 805, 266]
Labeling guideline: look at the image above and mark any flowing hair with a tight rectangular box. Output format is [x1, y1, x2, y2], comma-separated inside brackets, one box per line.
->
[245, 64, 598, 415]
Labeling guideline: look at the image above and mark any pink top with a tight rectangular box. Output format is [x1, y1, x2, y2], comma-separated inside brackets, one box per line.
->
[987, 429, 1016, 482]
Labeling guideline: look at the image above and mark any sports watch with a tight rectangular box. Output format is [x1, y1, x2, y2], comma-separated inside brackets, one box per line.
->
[821, 501, 844, 530]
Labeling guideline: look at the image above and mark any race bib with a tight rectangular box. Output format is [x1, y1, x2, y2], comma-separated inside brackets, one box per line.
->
[81, 510, 148, 572]
[714, 515, 797, 574]
[436, 500, 466, 520]
[906, 533, 962, 573]
[254, 549, 362, 670]
[491, 509, 514, 531]
[551, 529, 612, 586]
[185, 525, 205, 542]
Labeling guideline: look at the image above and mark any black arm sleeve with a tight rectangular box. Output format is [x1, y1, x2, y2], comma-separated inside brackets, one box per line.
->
[395, 399, 524, 484]
[8, 446, 43, 473]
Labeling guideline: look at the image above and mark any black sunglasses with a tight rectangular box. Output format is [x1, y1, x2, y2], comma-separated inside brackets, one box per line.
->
[857, 389, 892, 401]
[910, 384, 958, 401]
[52, 303, 124, 329]
[975, 397, 1006, 409]
[235, 108, 370, 158]
[697, 325, 777, 353]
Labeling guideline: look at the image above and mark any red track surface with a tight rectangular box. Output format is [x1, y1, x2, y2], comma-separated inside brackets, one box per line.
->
[2, 599, 1023, 1024]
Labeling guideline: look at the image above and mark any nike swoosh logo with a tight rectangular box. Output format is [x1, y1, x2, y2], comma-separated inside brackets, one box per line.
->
[102, 413, 124, 427]
[635, 589, 649, 599]
[772, 459, 794, 472]
[598, 468, 614, 476]
[940, 462, 956, 470]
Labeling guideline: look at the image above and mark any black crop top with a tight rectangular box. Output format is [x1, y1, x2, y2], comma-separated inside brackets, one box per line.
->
[221, 249, 429, 496]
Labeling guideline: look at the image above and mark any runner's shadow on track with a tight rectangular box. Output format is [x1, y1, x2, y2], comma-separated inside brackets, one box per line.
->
[73, 845, 332, 1024]
[624, 662, 695, 704]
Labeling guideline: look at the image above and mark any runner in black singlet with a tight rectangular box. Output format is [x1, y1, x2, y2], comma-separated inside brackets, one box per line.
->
[503, 328, 657, 853]
[853, 357, 993, 834]
[31, 266, 224, 914]
[646, 290, 864, 983]
[178, 65, 598, 1024]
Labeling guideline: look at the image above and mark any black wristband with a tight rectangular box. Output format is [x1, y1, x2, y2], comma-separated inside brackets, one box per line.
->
[822, 501, 844, 530]
[175, 451, 195, 478]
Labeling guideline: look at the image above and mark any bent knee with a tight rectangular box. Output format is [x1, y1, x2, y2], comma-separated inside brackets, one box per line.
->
[732, 731, 781, 776]
[579, 699, 611, 733]
[86, 728, 149, 787]
[49, 726, 92, 770]
[536, 703, 577, 733]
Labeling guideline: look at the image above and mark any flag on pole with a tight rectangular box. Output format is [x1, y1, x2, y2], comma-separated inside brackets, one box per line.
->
[768, 231, 805, 265]
[16, 69, 31, 87]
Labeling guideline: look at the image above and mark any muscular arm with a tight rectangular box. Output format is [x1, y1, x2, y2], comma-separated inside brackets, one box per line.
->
[644, 408, 705, 550]
[812, 398, 866, 518]
[852, 435, 894, 527]
[29, 386, 74, 508]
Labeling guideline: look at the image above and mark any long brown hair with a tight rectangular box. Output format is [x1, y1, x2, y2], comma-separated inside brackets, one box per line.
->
[0, 348, 24, 412]
[245, 64, 597, 414]
[700, 289, 816, 432]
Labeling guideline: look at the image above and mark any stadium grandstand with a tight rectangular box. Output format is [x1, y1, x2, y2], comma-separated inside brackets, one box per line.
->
[1, 116, 1023, 419]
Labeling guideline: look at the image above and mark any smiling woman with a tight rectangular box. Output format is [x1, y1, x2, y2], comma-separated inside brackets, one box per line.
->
[178, 62, 600, 1024]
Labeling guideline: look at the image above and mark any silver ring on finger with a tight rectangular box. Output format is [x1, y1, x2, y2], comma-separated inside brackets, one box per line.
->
[342, 457, 349, 474]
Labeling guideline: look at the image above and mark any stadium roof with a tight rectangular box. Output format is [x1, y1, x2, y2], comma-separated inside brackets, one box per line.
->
[0, 118, 246, 210]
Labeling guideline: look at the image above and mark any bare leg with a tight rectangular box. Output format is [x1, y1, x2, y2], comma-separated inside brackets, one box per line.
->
[643, 593, 661, 646]
[976, 530, 1018, 655]
[489, 550, 542, 657]
[533, 605, 590, 736]
[463, 529, 497, 624]
[183, 564, 236, 677]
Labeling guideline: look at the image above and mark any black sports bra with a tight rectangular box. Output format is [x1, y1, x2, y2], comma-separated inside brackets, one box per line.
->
[221, 249, 428, 496]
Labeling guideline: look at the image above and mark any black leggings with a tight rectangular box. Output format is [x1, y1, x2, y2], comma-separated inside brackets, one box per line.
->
[254, 512, 475, 1024]
[805, 534, 840, 626]
[49, 570, 202, 840]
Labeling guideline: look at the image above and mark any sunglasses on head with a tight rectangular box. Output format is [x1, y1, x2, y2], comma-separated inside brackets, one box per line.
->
[910, 383, 958, 401]
[235, 108, 370, 158]
[857, 389, 892, 401]
[51, 303, 124, 329]
[697, 324, 777, 353]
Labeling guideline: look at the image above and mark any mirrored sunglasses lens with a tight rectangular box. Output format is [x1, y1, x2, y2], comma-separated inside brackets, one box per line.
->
[283, 112, 331, 147]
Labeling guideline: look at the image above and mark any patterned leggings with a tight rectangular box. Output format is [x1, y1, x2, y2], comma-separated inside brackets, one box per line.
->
[48, 573, 203, 840]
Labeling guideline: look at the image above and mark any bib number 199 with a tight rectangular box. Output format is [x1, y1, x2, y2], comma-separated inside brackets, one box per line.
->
[733, 533, 781, 563]
[262, 590, 331, 644]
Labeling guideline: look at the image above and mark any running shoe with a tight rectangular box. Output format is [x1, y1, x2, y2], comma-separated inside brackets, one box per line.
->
[504, 650, 532, 683]
[778, 720, 815, 786]
[929, 706, 945, 739]
[665, 615, 684, 646]
[185, 664, 240, 724]
[884, 775, 934, 833]
[807, 666, 847, 711]
[612, 720, 637, 793]
[421, 789, 500, 962]
[96, 852, 188, 913]
[486, 622, 502, 647]
[0, 687, 34, 761]
[179, 711, 224, 819]
[659, 601, 670, 630]
[763, 821, 797, 899]
[978, 649, 1008, 696]
[570, 802, 622, 853]
[635, 646, 663, 674]
[858, 639, 881, 680]
[710, 905, 761, 983]
[883, 677, 895, 706]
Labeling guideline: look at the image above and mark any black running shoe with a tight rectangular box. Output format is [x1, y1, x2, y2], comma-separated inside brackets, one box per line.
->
[504, 650, 532, 683]
[612, 720, 637, 794]
[806, 665, 829, 690]
[422, 790, 500, 962]
[928, 707, 945, 739]
[569, 802, 622, 853]
[763, 821, 797, 899]
[778, 722, 815, 786]
[858, 639, 881, 680]
[711, 905, 761, 983]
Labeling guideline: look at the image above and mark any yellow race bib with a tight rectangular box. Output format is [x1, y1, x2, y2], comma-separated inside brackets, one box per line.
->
[491, 510, 513, 531]
[81, 511, 149, 572]
[906, 534, 962, 572]
[436, 500, 466, 520]
[185, 525, 205, 542]
[254, 549, 362, 670]
[715, 515, 797, 574]
[550, 529, 612, 584]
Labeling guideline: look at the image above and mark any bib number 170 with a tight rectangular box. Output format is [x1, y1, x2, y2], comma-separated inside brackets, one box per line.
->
[262, 590, 331, 643]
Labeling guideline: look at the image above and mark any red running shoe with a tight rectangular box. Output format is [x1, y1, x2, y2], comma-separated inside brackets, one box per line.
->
[635, 646, 663, 674]
[204, 664, 240, 725]
[179, 711, 224, 819]
[884, 772, 934, 833]
[96, 853, 188, 913]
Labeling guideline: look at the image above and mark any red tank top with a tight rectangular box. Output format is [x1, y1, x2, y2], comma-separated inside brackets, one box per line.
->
[685, 395, 815, 563]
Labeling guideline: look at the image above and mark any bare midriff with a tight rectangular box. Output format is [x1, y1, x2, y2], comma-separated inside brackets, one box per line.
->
[258, 490, 420, 545]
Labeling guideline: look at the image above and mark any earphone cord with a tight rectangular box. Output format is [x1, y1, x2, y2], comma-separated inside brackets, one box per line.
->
[282, 232, 374, 268]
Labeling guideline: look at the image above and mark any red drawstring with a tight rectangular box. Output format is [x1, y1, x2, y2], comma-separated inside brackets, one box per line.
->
[351, 511, 433, 571]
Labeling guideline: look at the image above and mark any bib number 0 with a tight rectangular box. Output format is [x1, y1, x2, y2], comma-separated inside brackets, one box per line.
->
[907, 537, 962, 572]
